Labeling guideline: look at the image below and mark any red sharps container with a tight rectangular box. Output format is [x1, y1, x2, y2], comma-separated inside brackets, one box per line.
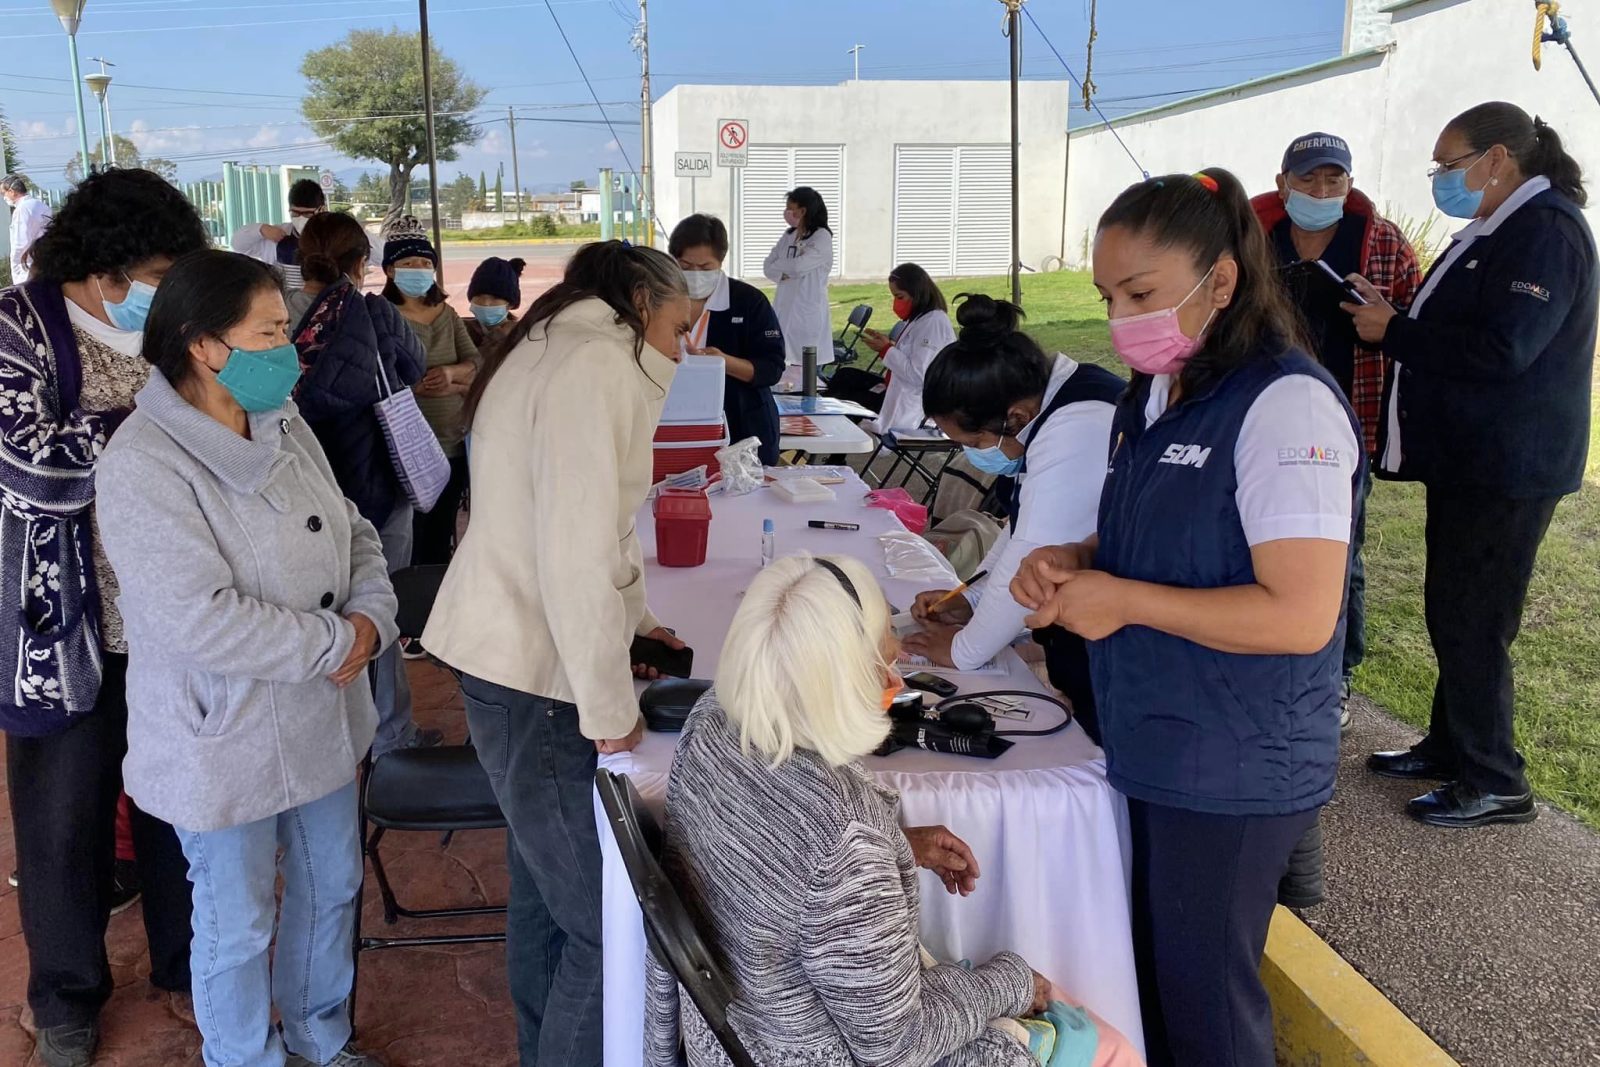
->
[653, 488, 712, 567]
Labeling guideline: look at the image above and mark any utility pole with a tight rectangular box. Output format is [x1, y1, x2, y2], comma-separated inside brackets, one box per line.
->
[848, 44, 865, 81]
[635, 0, 654, 246]
[417, 0, 445, 281]
[1002, 0, 1023, 306]
[507, 106, 523, 224]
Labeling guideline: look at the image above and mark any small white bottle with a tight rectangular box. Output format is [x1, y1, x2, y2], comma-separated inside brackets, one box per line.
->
[761, 518, 776, 568]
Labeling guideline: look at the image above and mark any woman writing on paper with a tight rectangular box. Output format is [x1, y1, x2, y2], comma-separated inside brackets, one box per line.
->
[1014, 169, 1358, 1067]
[905, 296, 1120, 741]
[763, 186, 835, 369]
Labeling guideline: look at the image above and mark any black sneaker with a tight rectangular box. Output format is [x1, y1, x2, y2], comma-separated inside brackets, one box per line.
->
[400, 638, 428, 661]
[110, 858, 141, 916]
[36, 1022, 98, 1067]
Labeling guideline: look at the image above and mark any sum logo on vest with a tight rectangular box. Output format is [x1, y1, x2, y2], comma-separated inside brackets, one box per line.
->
[1158, 443, 1212, 468]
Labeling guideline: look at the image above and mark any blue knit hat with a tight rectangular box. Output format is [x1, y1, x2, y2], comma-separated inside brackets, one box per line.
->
[467, 256, 526, 309]
[382, 215, 436, 267]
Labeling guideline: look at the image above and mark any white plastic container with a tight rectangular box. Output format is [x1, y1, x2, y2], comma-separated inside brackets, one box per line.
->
[661, 355, 726, 424]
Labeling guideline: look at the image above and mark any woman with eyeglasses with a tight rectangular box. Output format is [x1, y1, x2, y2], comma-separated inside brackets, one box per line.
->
[1342, 102, 1595, 829]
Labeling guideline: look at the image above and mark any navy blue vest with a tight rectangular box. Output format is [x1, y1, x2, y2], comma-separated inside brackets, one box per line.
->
[1002, 361, 1126, 525]
[1091, 349, 1361, 816]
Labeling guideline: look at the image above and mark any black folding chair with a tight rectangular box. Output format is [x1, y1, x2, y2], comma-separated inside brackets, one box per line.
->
[831, 303, 873, 366]
[350, 566, 506, 1022]
[596, 769, 758, 1067]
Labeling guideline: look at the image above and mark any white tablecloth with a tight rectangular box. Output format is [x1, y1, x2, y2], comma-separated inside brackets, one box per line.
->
[597, 474, 1144, 1065]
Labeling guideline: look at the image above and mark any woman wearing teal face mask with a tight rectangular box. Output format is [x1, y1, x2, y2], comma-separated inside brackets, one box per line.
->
[462, 256, 525, 351]
[0, 167, 211, 1067]
[382, 216, 480, 570]
[905, 295, 1120, 741]
[97, 249, 397, 1067]
[1343, 103, 1596, 830]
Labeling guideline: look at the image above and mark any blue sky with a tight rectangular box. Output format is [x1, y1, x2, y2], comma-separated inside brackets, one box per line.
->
[1, 0, 1347, 190]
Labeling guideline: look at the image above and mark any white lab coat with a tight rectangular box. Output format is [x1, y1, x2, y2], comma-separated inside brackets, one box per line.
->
[763, 228, 834, 365]
[7, 195, 53, 285]
[867, 309, 957, 435]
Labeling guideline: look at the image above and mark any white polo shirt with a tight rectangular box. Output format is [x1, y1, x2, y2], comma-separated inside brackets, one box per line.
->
[1145, 371, 1358, 546]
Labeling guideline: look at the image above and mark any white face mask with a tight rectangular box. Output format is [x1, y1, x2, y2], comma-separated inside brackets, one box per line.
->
[287, 216, 310, 235]
[683, 269, 723, 301]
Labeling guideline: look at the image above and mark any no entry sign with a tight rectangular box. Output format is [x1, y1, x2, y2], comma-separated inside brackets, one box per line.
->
[716, 119, 749, 168]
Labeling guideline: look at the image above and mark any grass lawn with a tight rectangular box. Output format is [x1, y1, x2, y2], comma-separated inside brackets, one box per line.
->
[830, 270, 1600, 829]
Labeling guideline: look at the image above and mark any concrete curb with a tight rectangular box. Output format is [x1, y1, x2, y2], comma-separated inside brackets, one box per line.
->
[1264, 906, 1459, 1066]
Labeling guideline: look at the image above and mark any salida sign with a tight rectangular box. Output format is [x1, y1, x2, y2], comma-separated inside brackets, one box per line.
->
[674, 152, 713, 178]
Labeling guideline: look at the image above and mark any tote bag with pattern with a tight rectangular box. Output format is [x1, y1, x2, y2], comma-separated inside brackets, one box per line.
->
[374, 360, 451, 513]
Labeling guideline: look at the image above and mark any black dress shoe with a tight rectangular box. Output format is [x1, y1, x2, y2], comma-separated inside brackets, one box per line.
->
[1407, 781, 1536, 828]
[1366, 748, 1456, 781]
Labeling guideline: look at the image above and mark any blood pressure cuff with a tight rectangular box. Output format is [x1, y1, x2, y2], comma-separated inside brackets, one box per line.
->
[639, 678, 713, 732]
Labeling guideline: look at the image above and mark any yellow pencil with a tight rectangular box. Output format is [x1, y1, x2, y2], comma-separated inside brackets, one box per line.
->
[930, 570, 990, 612]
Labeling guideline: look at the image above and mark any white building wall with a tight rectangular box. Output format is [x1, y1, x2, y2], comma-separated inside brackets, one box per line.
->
[650, 81, 1071, 281]
[1063, 0, 1600, 268]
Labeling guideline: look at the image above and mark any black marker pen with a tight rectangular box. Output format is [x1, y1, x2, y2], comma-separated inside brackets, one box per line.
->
[808, 520, 860, 531]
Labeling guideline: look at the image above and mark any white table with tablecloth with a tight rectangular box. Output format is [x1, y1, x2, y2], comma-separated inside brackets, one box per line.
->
[595, 472, 1144, 1066]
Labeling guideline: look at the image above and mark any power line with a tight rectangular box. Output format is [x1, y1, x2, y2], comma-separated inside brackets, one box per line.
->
[538, 0, 658, 233]
[1021, 4, 1146, 178]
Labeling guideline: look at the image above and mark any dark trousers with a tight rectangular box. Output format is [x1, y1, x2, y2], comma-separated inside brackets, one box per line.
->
[1415, 487, 1560, 795]
[461, 674, 603, 1067]
[411, 454, 470, 567]
[1128, 797, 1317, 1067]
[6, 654, 193, 1029]
[1342, 468, 1373, 680]
[1038, 626, 1099, 746]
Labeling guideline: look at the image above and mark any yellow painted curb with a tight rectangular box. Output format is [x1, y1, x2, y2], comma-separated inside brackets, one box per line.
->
[1263, 906, 1458, 1067]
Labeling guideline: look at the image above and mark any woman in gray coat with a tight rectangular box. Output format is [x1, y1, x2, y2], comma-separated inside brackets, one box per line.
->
[97, 251, 397, 1067]
[646, 554, 1141, 1067]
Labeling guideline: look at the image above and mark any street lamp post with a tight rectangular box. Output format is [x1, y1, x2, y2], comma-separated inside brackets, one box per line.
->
[87, 57, 116, 166]
[50, 1, 94, 180]
[85, 73, 112, 168]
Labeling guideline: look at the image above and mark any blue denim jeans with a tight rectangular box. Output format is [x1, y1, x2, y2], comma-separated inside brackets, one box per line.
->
[372, 501, 418, 758]
[461, 674, 603, 1067]
[177, 780, 362, 1067]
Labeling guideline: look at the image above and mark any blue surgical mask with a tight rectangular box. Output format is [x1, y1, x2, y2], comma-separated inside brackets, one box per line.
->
[471, 304, 509, 329]
[216, 342, 303, 413]
[393, 267, 436, 299]
[963, 439, 1024, 477]
[1431, 153, 1487, 219]
[1284, 189, 1346, 232]
[98, 276, 157, 333]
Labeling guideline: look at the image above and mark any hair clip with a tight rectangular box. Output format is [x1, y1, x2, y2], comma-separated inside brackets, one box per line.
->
[1192, 173, 1220, 194]
[620, 239, 633, 248]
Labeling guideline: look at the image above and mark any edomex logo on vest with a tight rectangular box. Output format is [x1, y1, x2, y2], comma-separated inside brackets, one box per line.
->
[1277, 444, 1345, 468]
[1158, 443, 1212, 468]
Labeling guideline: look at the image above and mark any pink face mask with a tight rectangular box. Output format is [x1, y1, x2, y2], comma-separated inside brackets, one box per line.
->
[1107, 266, 1218, 375]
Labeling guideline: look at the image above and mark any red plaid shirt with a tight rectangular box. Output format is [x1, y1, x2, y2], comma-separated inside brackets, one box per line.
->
[1252, 188, 1424, 454]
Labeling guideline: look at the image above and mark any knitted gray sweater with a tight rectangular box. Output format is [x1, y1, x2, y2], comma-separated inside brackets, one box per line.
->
[644, 691, 1036, 1067]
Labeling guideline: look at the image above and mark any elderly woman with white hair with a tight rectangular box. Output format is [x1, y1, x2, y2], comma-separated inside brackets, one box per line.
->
[645, 554, 1141, 1067]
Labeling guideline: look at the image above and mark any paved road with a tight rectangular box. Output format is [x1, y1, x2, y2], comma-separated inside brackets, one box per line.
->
[1313, 696, 1600, 1066]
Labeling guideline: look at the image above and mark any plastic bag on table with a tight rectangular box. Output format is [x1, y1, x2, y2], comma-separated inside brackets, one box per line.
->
[716, 436, 765, 496]
[878, 529, 959, 584]
[864, 487, 929, 535]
